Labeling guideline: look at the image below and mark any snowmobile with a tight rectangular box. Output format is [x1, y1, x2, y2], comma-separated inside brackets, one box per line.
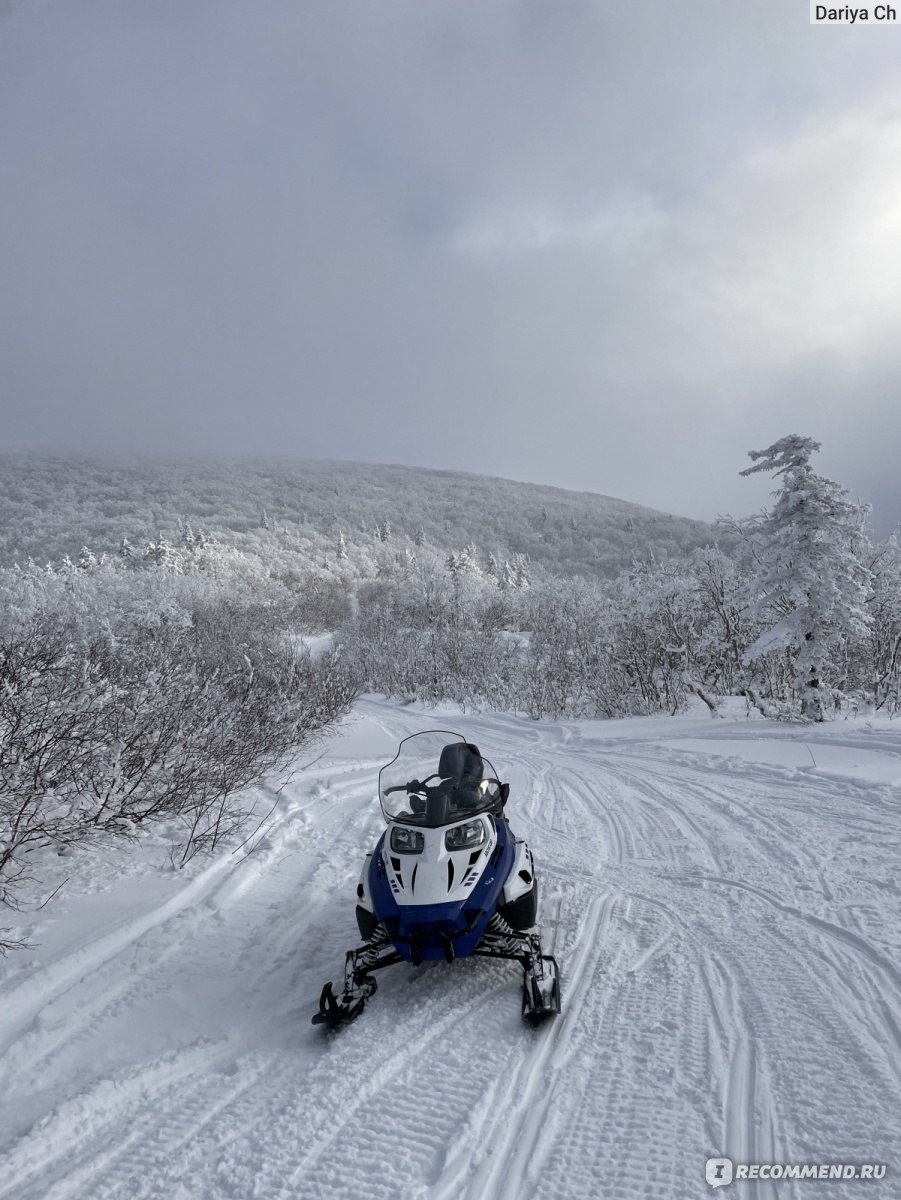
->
[312, 730, 561, 1027]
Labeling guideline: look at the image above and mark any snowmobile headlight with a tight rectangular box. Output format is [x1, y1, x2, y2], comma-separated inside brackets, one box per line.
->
[390, 826, 424, 855]
[445, 820, 486, 852]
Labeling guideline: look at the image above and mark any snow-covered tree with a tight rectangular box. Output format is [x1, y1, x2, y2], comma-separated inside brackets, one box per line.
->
[179, 520, 196, 551]
[145, 533, 179, 572]
[738, 435, 872, 719]
[688, 546, 753, 694]
[512, 554, 531, 590]
[866, 536, 901, 712]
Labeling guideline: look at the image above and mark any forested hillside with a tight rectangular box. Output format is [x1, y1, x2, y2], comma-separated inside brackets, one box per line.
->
[0, 454, 725, 580]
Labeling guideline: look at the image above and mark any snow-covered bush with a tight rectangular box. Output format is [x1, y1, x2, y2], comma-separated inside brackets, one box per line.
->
[340, 557, 522, 711]
[0, 558, 358, 944]
[341, 555, 744, 721]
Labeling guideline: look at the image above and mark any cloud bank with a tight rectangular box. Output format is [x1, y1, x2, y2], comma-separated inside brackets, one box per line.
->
[2, 1, 901, 530]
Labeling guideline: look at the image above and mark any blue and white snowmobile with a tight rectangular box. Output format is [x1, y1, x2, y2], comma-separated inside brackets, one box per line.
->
[312, 730, 561, 1027]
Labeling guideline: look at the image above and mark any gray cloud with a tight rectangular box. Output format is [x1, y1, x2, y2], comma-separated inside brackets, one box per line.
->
[3, 1, 901, 532]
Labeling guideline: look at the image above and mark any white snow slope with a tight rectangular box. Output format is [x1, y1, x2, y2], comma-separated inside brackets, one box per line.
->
[1, 698, 899, 1199]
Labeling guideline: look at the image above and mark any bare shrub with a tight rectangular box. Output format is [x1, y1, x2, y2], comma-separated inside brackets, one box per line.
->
[0, 586, 358, 924]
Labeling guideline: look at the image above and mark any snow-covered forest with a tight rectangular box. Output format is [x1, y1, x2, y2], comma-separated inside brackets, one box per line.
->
[1, 439, 897, 933]
[0, 453, 719, 580]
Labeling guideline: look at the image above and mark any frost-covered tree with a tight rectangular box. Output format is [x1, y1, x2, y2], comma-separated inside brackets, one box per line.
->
[512, 554, 531, 590]
[145, 533, 180, 572]
[688, 546, 753, 694]
[738, 435, 872, 719]
[453, 545, 481, 577]
[866, 536, 901, 711]
[179, 520, 196, 551]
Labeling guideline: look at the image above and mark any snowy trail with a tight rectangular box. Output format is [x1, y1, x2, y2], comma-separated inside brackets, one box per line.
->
[1, 700, 898, 1198]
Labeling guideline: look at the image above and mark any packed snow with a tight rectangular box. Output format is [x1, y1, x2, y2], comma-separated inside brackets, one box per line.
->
[1, 697, 898, 1199]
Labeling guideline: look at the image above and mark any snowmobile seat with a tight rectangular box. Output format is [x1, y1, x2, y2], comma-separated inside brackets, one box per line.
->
[439, 742, 484, 809]
[438, 742, 483, 782]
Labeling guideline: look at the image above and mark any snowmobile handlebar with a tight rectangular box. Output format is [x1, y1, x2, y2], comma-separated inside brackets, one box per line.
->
[382, 774, 442, 798]
[384, 776, 508, 804]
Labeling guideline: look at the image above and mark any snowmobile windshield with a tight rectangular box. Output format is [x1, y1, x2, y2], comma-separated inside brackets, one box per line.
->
[379, 731, 503, 827]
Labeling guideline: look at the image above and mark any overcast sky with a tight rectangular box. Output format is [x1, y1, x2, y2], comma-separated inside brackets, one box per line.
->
[3, 1, 901, 532]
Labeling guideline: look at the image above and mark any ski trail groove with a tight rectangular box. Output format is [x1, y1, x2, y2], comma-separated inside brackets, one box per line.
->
[431, 892, 615, 1200]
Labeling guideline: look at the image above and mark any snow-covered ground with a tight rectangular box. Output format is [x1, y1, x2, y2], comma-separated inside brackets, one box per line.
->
[1, 698, 899, 1199]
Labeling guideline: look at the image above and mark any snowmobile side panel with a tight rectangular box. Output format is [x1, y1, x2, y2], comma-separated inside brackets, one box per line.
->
[500, 838, 538, 929]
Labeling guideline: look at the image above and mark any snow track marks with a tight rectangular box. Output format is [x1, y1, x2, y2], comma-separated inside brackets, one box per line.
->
[1, 702, 898, 1199]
